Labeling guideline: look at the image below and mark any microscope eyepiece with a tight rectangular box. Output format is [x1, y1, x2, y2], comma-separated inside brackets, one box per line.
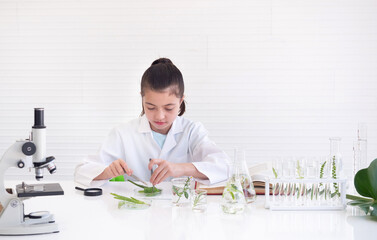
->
[33, 108, 46, 129]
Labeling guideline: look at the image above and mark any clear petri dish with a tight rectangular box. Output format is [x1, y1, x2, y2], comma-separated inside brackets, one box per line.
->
[117, 199, 152, 210]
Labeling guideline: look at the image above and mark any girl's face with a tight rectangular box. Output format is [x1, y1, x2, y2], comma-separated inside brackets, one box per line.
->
[142, 89, 183, 134]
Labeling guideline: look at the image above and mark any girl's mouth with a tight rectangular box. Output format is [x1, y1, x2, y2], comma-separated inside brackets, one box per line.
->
[155, 122, 165, 126]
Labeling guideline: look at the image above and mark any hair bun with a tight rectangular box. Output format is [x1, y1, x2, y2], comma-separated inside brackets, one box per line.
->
[151, 58, 173, 65]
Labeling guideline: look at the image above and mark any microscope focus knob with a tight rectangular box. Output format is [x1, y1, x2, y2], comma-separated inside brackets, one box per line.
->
[17, 160, 25, 168]
[22, 142, 36, 156]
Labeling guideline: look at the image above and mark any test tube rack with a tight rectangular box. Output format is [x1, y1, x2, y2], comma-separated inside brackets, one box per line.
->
[265, 177, 347, 211]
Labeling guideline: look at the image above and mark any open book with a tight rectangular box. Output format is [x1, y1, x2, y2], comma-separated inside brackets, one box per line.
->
[195, 163, 272, 195]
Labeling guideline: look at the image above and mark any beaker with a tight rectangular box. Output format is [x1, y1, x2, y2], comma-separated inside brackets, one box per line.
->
[171, 177, 193, 207]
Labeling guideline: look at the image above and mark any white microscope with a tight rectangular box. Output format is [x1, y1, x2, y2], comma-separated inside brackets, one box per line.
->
[0, 108, 64, 236]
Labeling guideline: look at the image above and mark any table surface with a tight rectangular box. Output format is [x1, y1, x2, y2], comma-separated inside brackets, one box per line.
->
[1, 180, 376, 240]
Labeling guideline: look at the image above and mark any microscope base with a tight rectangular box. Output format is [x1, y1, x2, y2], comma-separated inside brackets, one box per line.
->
[0, 198, 59, 236]
[0, 222, 59, 236]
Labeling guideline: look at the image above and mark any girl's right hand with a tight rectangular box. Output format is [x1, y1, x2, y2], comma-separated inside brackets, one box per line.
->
[94, 159, 133, 180]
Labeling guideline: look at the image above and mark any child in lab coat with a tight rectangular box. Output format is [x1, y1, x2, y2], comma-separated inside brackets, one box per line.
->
[74, 58, 230, 187]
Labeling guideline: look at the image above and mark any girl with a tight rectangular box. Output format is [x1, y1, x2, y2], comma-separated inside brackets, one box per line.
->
[75, 58, 230, 187]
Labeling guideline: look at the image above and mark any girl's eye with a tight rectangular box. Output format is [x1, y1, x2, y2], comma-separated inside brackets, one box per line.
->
[147, 108, 155, 111]
[165, 108, 174, 111]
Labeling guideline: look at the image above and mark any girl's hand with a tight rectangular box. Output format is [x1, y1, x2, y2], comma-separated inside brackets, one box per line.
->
[148, 159, 184, 185]
[94, 159, 133, 180]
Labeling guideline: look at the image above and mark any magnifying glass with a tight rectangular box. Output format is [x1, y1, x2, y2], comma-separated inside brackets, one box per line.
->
[75, 186, 102, 196]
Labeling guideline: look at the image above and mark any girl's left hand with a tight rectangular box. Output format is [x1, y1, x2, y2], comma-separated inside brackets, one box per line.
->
[148, 159, 184, 185]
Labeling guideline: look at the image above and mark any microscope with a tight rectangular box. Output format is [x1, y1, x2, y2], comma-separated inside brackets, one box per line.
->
[0, 108, 64, 235]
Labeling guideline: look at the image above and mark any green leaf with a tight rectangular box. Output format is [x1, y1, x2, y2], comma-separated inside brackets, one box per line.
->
[184, 191, 189, 199]
[367, 159, 377, 199]
[272, 167, 278, 178]
[355, 169, 376, 199]
[346, 194, 373, 202]
[172, 185, 180, 195]
[127, 180, 147, 189]
[229, 190, 235, 200]
[347, 200, 373, 206]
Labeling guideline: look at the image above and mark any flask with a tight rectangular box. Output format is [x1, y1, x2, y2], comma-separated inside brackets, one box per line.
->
[237, 150, 256, 203]
[221, 148, 246, 214]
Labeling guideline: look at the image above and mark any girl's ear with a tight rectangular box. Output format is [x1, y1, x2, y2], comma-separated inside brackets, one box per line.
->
[180, 95, 185, 104]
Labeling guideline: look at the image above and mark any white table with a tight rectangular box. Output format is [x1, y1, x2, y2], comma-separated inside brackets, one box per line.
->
[2, 181, 376, 240]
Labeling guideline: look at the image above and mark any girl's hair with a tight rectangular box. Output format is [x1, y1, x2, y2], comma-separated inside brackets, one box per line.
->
[140, 58, 186, 116]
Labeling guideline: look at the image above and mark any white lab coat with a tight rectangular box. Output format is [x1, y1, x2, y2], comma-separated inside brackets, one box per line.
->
[74, 115, 230, 187]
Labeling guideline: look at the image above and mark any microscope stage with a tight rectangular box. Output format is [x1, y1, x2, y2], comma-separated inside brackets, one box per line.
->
[16, 183, 64, 197]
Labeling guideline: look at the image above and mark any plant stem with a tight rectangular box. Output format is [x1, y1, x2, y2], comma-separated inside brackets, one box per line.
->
[174, 177, 191, 204]
[332, 156, 339, 197]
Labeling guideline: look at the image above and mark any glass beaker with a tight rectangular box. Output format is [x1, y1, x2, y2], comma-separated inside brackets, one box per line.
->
[221, 148, 246, 214]
[171, 177, 193, 207]
[191, 189, 207, 213]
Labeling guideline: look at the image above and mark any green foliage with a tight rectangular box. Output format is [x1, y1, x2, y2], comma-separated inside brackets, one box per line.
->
[225, 183, 244, 200]
[331, 156, 340, 197]
[128, 180, 162, 196]
[296, 161, 304, 179]
[319, 161, 327, 188]
[319, 161, 326, 179]
[272, 167, 278, 179]
[192, 191, 205, 207]
[173, 177, 191, 204]
[346, 158, 377, 216]
[111, 193, 151, 207]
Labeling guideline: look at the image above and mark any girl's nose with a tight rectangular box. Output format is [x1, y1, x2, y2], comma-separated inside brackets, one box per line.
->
[156, 109, 165, 120]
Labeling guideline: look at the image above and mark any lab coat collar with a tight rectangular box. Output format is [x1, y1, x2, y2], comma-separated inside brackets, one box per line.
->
[138, 115, 184, 155]
[161, 116, 183, 155]
[138, 115, 184, 135]
[138, 115, 151, 133]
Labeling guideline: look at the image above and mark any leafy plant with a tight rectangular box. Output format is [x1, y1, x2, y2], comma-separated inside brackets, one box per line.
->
[172, 177, 191, 204]
[128, 180, 162, 196]
[192, 191, 206, 208]
[111, 193, 151, 208]
[296, 161, 304, 179]
[331, 156, 340, 197]
[272, 167, 278, 178]
[226, 183, 244, 200]
[319, 161, 326, 179]
[346, 158, 377, 216]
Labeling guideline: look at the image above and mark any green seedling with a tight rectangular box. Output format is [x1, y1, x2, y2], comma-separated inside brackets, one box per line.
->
[128, 180, 162, 197]
[111, 193, 151, 208]
[173, 177, 191, 204]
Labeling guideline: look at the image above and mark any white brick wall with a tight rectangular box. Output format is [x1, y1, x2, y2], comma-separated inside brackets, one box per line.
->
[0, 0, 376, 180]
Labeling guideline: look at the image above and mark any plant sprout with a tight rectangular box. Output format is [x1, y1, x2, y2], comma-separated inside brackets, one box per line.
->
[172, 177, 191, 204]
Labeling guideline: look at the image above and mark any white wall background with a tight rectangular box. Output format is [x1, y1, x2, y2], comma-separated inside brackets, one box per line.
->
[0, 0, 376, 180]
